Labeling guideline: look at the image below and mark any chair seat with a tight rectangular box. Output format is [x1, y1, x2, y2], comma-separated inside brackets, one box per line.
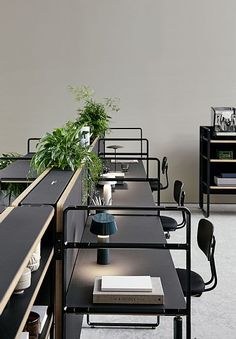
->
[160, 215, 178, 232]
[176, 268, 205, 296]
[149, 179, 163, 192]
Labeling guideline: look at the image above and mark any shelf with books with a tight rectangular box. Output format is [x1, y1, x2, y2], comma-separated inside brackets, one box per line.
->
[200, 126, 236, 216]
[0, 204, 55, 339]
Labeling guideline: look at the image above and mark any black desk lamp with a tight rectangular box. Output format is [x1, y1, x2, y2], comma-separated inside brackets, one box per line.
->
[90, 212, 117, 265]
[106, 145, 123, 172]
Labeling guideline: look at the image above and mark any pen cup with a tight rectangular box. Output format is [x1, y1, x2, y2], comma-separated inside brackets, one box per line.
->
[23, 311, 40, 339]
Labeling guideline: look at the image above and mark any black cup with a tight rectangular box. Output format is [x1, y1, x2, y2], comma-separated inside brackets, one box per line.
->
[24, 311, 40, 339]
[121, 163, 129, 172]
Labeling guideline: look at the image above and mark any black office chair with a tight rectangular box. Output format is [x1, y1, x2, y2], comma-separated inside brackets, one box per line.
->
[160, 180, 186, 239]
[176, 218, 217, 297]
[149, 156, 169, 192]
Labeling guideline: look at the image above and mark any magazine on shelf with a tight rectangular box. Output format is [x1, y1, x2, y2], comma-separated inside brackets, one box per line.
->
[93, 276, 164, 304]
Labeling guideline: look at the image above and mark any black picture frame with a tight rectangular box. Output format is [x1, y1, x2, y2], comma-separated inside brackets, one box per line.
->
[211, 107, 236, 136]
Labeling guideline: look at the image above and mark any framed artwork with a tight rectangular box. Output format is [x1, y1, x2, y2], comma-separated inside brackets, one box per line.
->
[212, 107, 236, 136]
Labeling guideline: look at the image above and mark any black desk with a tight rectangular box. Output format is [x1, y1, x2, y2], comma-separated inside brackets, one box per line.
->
[0, 154, 36, 183]
[66, 215, 185, 314]
[63, 160, 190, 339]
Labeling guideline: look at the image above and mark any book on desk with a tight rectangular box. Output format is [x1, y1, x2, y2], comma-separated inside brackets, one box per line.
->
[93, 276, 164, 304]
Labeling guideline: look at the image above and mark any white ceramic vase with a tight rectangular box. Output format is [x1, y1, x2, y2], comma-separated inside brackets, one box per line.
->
[103, 184, 112, 205]
[28, 243, 41, 272]
[14, 267, 31, 294]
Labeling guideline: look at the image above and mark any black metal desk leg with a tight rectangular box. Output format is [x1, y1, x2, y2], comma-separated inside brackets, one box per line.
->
[173, 316, 182, 339]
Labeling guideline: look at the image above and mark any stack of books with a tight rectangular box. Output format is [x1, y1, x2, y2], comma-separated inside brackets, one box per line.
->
[93, 275, 164, 304]
[214, 173, 236, 186]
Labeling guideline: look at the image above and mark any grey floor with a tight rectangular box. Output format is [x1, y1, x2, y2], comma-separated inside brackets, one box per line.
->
[80, 204, 236, 339]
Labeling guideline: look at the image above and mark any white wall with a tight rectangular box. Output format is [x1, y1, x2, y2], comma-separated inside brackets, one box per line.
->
[1, 0, 236, 202]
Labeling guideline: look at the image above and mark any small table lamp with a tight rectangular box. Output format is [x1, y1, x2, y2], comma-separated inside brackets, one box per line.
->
[90, 212, 117, 265]
[106, 145, 123, 172]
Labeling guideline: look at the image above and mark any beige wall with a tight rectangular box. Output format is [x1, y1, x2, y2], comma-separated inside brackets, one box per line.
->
[1, 0, 236, 202]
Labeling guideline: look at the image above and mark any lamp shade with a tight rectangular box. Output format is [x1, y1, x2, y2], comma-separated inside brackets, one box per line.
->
[90, 213, 117, 236]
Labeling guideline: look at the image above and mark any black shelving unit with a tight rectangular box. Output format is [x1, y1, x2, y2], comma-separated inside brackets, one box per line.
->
[199, 126, 236, 216]
[0, 205, 55, 338]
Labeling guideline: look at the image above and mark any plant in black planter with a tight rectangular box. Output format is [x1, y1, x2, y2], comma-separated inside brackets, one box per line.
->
[69, 85, 119, 139]
[30, 124, 103, 202]
[0, 153, 27, 205]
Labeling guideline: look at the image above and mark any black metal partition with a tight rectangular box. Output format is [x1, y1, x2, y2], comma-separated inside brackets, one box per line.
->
[98, 137, 149, 159]
[62, 205, 191, 339]
[27, 137, 41, 153]
[108, 128, 143, 154]
[97, 157, 161, 205]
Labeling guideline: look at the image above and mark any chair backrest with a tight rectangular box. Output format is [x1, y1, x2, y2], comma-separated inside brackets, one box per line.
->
[173, 180, 184, 205]
[197, 219, 214, 260]
[161, 157, 169, 190]
[180, 191, 185, 206]
[197, 218, 217, 292]
[162, 156, 168, 174]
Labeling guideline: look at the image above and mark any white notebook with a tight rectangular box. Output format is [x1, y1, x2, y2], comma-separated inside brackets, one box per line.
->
[101, 275, 152, 292]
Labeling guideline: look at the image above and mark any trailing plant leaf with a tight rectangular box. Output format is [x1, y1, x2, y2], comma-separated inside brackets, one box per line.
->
[30, 123, 103, 202]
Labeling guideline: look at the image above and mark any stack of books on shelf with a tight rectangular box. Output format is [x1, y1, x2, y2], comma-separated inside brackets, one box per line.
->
[93, 275, 164, 304]
[214, 173, 236, 186]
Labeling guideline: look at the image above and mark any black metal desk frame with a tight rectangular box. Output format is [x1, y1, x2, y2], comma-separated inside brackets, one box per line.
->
[98, 156, 161, 205]
[62, 205, 191, 339]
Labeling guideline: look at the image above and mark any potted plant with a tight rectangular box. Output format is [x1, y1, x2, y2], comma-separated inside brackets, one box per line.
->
[30, 124, 103, 202]
[69, 85, 119, 139]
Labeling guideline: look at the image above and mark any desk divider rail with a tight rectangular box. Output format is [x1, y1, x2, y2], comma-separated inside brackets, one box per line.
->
[97, 156, 161, 204]
[62, 205, 191, 339]
[108, 128, 143, 156]
[27, 137, 41, 153]
[98, 137, 149, 161]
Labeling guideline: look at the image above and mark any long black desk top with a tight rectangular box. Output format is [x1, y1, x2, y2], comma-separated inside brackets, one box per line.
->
[0, 154, 36, 183]
[65, 160, 186, 315]
[21, 170, 74, 206]
[66, 214, 185, 313]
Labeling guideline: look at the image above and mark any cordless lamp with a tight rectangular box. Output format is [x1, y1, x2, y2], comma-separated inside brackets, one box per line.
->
[90, 212, 117, 265]
[106, 145, 123, 172]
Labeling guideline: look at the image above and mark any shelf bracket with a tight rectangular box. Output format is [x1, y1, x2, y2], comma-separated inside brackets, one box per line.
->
[55, 232, 63, 260]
